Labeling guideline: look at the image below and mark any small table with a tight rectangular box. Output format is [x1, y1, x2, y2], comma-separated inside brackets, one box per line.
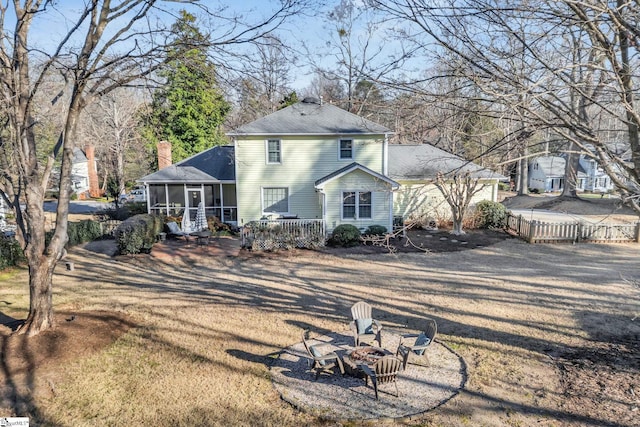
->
[190, 230, 212, 245]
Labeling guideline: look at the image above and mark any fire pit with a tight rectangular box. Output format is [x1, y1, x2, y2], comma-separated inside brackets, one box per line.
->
[343, 346, 392, 377]
[349, 346, 387, 364]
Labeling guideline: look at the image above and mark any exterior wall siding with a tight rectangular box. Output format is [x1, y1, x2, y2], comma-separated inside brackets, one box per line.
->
[235, 134, 386, 225]
[394, 181, 497, 222]
[322, 169, 393, 233]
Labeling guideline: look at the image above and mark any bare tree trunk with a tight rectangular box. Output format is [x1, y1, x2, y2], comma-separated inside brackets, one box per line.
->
[561, 144, 580, 198]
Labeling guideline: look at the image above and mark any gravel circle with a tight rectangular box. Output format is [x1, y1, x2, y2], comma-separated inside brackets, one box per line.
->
[270, 330, 466, 422]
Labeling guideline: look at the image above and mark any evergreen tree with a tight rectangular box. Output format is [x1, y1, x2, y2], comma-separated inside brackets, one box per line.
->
[144, 10, 230, 162]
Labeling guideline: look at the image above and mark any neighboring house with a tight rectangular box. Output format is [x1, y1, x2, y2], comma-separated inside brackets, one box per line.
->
[71, 148, 90, 198]
[48, 147, 96, 199]
[529, 155, 615, 193]
[138, 97, 504, 233]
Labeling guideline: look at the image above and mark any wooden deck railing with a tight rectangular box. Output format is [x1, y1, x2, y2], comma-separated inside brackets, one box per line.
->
[241, 219, 326, 250]
[506, 213, 640, 244]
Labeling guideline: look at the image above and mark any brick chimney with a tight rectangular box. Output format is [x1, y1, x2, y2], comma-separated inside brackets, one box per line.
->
[157, 141, 172, 170]
[84, 144, 101, 198]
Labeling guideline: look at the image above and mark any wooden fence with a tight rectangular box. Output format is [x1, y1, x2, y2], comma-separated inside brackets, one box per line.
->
[241, 219, 325, 250]
[506, 213, 640, 244]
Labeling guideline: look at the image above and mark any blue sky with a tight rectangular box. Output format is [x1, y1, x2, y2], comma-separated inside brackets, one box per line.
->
[15, 1, 413, 92]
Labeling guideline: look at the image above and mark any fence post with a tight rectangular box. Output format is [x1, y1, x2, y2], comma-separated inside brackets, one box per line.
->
[635, 222, 640, 243]
[517, 215, 523, 237]
[528, 220, 537, 243]
[576, 221, 583, 243]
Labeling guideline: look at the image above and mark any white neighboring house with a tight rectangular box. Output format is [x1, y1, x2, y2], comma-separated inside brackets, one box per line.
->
[70, 147, 91, 198]
[529, 155, 615, 193]
[0, 196, 7, 228]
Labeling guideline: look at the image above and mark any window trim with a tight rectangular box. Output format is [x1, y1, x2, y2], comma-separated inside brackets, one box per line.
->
[338, 138, 353, 160]
[341, 190, 372, 220]
[261, 186, 289, 214]
[266, 139, 281, 164]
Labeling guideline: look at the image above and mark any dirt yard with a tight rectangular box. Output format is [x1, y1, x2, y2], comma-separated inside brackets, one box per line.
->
[1, 196, 639, 426]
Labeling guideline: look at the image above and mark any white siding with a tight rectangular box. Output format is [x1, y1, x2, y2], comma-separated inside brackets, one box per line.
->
[322, 169, 394, 233]
[394, 181, 498, 221]
[235, 135, 386, 224]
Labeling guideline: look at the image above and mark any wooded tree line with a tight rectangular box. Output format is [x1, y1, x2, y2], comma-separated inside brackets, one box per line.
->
[1, 0, 639, 335]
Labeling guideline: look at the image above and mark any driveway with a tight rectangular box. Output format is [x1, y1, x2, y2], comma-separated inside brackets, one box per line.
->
[44, 200, 112, 214]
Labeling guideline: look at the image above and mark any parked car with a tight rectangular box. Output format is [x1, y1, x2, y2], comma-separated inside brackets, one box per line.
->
[119, 186, 147, 203]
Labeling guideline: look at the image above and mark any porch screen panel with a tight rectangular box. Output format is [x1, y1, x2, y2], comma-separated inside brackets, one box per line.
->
[149, 185, 166, 214]
[223, 185, 237, 205]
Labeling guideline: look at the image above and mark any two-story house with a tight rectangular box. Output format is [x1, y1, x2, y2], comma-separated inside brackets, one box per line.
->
[228, 97, 399, 232]
[138, 97, 505, 233]
[529, 155, 614, 193]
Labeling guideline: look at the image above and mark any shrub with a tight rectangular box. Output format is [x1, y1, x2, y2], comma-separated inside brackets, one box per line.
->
[475, 200, 507, 229]
[45, 219, 107, 248]
[498, 182, 510, 191]
[364, 225, 387, 236]
[114, 214, 163, 255]
[328, 224, 361, 247]
[0, 236, 25, 269]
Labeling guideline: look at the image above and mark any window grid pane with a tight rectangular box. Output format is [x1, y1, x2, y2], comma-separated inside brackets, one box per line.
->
[263, 187, 288, 213]
[342, 191, 356, 219]
[340, 139, 352, 159]
[359, 191, 372, 218]
[267, 139, 281, 163]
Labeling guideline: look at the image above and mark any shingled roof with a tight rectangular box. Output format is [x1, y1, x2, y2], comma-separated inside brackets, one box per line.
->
[388, 144, 507, 181]
[139, 145, 235, 184]
[227, 97, 391, 136]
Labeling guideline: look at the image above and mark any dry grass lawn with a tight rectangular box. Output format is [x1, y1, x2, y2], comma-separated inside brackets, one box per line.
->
[1, 230, 639, 426]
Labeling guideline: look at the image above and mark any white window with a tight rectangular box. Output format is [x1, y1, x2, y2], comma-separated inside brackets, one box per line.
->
[339, 139, 353, 160]
[342, 191, 372, 219]
[262, 187, 289, 213]
[266, 139, 281, 164]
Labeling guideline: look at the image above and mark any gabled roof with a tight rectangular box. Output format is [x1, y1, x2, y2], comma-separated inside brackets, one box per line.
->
[227, 98, 391, 136]
[315, 162, 399, 189]
[531, 156, 565, 177]
[73, 147, 87, 163]
[388, 144, 507, 181]
[139, 145, 235, 184]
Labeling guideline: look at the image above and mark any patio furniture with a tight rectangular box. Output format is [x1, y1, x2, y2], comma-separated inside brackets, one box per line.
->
[301, 330, 345, 380]
[359, 354, 403, 400]
[166, 221, 191, 241]
[396, 319, 437, 369]
[191, 230, 212, 245]
[350, 301, 382, 347]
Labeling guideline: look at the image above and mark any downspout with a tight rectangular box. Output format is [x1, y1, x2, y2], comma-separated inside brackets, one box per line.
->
[383, 133, 389, 175]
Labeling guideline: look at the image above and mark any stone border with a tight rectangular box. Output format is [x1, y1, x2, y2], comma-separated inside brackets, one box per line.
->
[270, 330, 467, 422]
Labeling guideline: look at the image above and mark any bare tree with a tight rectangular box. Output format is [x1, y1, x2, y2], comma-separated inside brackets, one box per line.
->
[79, 88, 148, 200]
[0, 0, 309, 336]
[368, 0, 640, 214]
[434, 172, 486, 235]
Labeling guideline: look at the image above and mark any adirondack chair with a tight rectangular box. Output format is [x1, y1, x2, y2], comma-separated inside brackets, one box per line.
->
[301, 330, 345, 380]
[396, 318, 437, 369]
[166, 221, 191, 241]
[350, 301, 382, 347]
[359, 355, 403, 400]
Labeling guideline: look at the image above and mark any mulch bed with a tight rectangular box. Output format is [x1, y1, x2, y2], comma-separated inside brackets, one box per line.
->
[321, 228, 512, 256]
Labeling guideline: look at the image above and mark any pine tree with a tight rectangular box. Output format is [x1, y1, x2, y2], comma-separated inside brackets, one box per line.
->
[144, 10, 230, 162]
